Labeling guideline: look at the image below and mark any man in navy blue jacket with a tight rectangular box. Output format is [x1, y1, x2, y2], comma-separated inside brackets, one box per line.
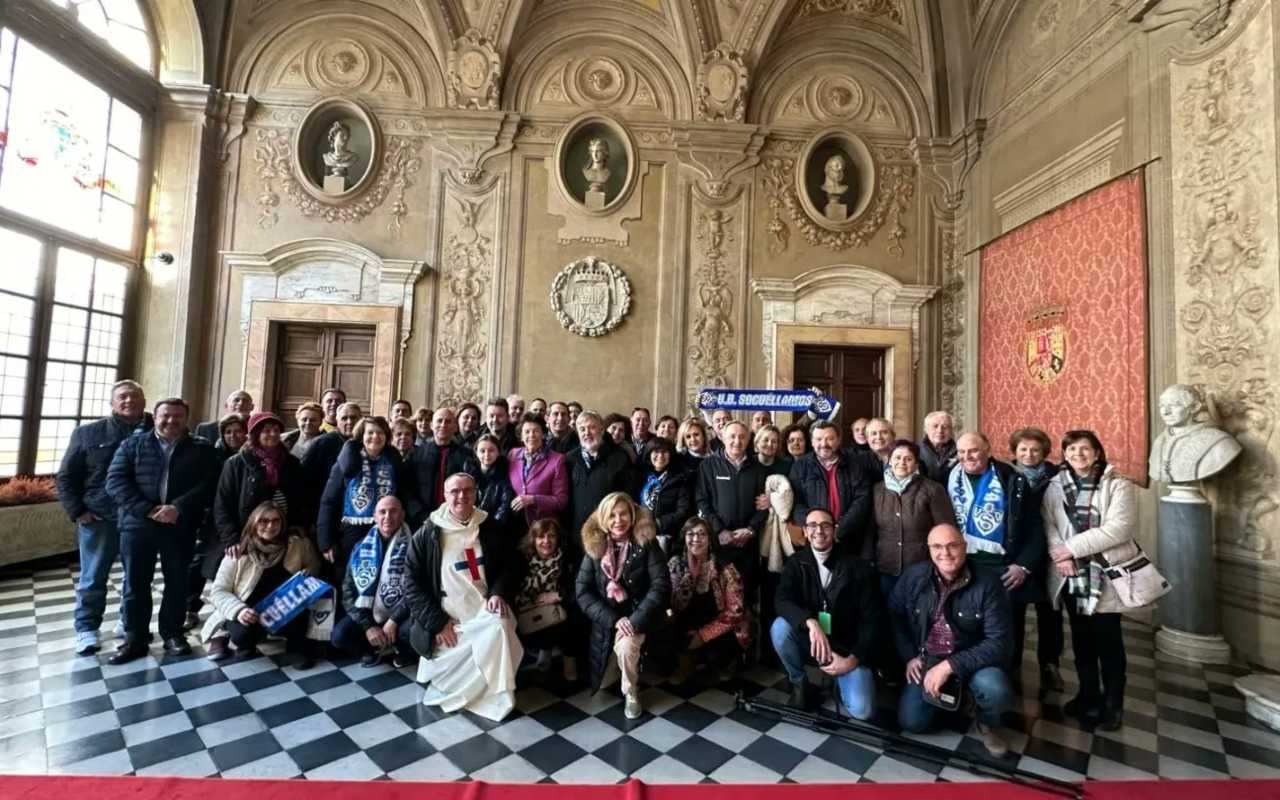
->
[105, 398, 219, 664]
[788, 421, 873, 554]
[56, 379, 152, 656]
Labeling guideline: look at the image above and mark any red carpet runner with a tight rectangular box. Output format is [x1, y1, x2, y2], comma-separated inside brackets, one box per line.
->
[4, 776, 1280, 799]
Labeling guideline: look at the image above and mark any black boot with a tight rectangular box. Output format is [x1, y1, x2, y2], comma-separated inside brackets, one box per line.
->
[787, 680, 812, 711]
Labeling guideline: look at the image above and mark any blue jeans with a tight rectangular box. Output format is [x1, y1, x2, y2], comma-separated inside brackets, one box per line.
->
[74, 519, 120, 633]
[119, 523, 195, 644]
[769, 616, 876, 720]
[331, 615, 416, 658]
[898, 664, 1013, 732]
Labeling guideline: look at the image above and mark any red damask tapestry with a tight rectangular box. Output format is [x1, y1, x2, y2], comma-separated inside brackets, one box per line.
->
[979, 172, 1148, 482]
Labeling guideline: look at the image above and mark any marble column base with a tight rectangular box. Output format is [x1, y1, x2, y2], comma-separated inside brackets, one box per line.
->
[1234, 674, 1280, 732]
[1155, 626, 1232, 664]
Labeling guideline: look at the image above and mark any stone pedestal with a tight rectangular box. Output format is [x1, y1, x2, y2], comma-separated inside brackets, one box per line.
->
[1155, 484, 1232, 664]
[585, 189, 606, 209]
[824, 200, 847, 221]
[323, 174, 347, 195]
[1234, 674, 1280, 732]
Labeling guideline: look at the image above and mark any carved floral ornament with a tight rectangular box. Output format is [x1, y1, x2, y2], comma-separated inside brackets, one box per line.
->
[447, 28, 502, 110]
[549, 257, 633, 338]
[798, 0, 904, 24]
[697, 43, 748, 123]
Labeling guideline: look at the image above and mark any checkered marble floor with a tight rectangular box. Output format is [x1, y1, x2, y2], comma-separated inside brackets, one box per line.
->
[2, 555, 1279, 784]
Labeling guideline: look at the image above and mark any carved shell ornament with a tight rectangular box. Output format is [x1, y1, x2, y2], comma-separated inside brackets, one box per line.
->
[549, 257, 632, 337]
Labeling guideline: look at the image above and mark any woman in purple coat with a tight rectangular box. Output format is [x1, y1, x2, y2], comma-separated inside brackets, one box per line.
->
[507, 413, 570, 532]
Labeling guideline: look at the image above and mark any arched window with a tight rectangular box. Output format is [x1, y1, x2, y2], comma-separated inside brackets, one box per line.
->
[0, 3, 153, 477]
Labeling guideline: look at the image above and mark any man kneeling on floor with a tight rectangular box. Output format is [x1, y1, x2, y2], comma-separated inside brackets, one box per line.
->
[771, 507, 881, 718]
[888, 523, 1015, 756]
[405, 472, 522, 721]
[331, 495, 418, 668]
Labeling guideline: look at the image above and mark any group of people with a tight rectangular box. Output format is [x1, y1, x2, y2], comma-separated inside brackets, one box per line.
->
[57, 382, 1143, 742]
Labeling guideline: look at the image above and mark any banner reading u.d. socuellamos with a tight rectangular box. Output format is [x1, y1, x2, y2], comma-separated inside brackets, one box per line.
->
[697, 388, 839, 420]
[253, 573, 333, 634]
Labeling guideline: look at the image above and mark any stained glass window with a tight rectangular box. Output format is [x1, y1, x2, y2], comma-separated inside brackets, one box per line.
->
[0, 36, 142, 249]
[44, 0, 153, 73]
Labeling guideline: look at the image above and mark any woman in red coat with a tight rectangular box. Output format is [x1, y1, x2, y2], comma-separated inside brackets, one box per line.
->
[507, 413, 569, 532]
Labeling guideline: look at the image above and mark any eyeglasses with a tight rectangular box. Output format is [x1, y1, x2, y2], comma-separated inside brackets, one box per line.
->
[686, 530, 710, 539]
[803, 522, 835, 533]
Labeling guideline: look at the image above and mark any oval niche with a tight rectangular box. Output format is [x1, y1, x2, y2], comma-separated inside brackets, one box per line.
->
[292, 97, 382, 204]
[553, 114, 638, 215]
[795, 127, 876, 232]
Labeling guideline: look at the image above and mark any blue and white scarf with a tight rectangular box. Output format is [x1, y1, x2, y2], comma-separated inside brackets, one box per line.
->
[348, 523, 410, 622]
[641, 470, 668, 511]
[948, 463, 1007, 555]
[342, 453, 396, 523]
[882, 466, 916, 495]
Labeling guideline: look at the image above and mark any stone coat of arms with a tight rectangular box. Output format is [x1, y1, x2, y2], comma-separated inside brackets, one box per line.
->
[1025, 305, 1067, 385]
[549, 256, 632, 337]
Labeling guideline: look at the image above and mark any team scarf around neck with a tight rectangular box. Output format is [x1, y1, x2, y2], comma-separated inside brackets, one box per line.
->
[882, 466, 916, 495]
[1061, 466, 1105, 615]
[342, 451, 396, 521]
[948, 463, 1007, 554]
[640, 470, 668, 510]
[348, 523, 410, 618]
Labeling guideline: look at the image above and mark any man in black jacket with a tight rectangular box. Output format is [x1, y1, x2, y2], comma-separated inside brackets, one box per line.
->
[546, 401, 579, 454]
[300, 401, 362, 485]
[918, 410, 957, 483]
[788, 421, 873, 554]
[947, 431, 1047, 675]
[193, 390, 253, 442]
[479, 397, 518, 452]
[105, 398, 219, 663]
[772, 508, 882, 716]
[565, 411, 633, 552]
[889, 523, 1014, 756]
[406, 407, 478, 527]
[696, 421, 767, 595]
[57, 379, 152, 656]
[331, 496, 417, 668]
[404, 473, 521, 721]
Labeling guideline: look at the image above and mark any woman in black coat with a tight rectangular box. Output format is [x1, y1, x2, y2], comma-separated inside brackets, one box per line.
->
[214, 412, 308, 556]
[576, 492, 670, 719]
[634, 437, 692, 555]
[474, 434, 515, 533]
[512, 518, 584, 682]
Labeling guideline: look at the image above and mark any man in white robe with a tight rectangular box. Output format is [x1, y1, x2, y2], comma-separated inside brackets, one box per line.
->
[404, 472, 522, 721]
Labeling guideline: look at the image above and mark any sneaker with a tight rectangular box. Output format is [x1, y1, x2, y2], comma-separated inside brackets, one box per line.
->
[392, 651, 415, 669]
[75, 629, 101, 656]
[361, 651, 381, 668]
[206, 636, 230, 662]
[624, 694, 642, 720]
[976, 722, 1009, 758]
[183, 611, 201, 631]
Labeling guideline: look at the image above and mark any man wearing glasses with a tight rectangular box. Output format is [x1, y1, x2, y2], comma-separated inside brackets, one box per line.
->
[888, 523, 1015, 757]
[771, 508, 882, 715]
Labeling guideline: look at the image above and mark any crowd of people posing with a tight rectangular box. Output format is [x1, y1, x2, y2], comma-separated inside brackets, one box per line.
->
[56, 382, 1144, 746]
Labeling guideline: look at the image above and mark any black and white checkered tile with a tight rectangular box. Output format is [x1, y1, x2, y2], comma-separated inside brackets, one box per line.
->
[2, 556, 1279, 783]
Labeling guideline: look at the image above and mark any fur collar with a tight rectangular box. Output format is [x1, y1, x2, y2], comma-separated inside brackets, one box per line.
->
[581, 507, 657, 560]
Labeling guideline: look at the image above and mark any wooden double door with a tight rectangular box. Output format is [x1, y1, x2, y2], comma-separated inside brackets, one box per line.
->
[273, 323, 375, 422]
[793, 343, 885, 425]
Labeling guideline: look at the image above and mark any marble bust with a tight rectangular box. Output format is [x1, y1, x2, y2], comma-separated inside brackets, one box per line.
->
[821, 154, 849, 221]
[322, 121, 356, 178]
[582, 138, 611, 193]
[1149, 383, 1242, 483]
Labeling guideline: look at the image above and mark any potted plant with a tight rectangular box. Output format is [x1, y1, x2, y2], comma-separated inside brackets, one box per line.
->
[0, 476, 77, 566]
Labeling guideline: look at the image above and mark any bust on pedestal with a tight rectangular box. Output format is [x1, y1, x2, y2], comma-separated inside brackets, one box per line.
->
[582, 138, 611, 210]
[322, 121, 356, 195]
[1149, 384, 1241, 664]
[821, 154, 849, 222]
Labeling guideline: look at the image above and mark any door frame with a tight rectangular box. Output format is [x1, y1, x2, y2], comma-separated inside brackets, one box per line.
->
[775, 324, 914, 438]
[243, 299, 400, 417]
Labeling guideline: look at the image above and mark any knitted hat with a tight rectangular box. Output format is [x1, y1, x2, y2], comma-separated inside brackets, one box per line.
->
[246, 411, 284, 437]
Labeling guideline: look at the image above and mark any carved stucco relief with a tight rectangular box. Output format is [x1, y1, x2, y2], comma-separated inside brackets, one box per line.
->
[447, 28, 502, 110]
[696, 43, 749, 123]
[1170, 3, 1280, 561]
[938, 229, 966, 423]
[253, 128, 422, 235]
[434, 192, 496, 407]
[758, 147, 914, 254]
[686, 202, 743, 402]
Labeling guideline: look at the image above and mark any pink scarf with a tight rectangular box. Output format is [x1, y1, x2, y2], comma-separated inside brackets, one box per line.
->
[601, 538, 630, 604]
[251, 445, 284, 487]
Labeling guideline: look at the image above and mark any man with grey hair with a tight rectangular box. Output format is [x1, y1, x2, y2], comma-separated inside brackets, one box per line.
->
[57, 379, 153, 655]
[566, 410, 633, 554]
[919, 410, 958, 483]
[194, 390, 254, 443]
[506, 394, 526, 422]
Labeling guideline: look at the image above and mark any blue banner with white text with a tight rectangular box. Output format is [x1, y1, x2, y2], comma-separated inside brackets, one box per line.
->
[253, 573, 333, 634]
[697, 388, 840, 421]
